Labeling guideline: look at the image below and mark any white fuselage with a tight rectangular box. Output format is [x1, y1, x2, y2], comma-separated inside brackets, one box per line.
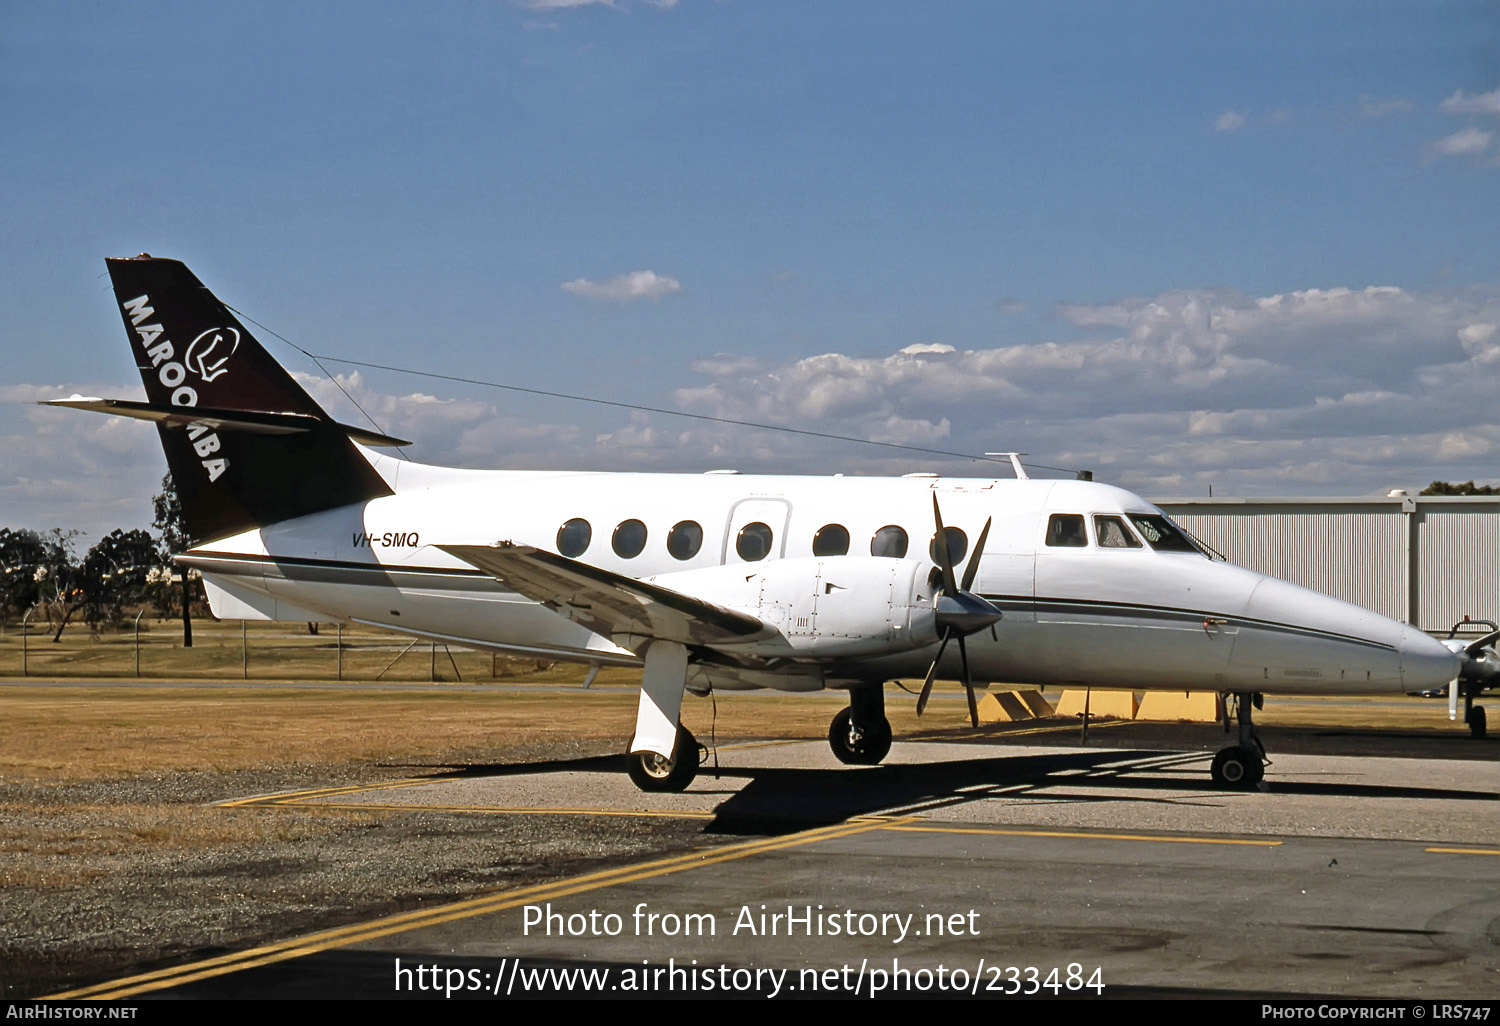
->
[181, 454, 1461, 696]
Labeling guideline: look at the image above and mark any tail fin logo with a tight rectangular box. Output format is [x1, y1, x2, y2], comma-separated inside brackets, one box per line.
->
[185, 328, 241, 383]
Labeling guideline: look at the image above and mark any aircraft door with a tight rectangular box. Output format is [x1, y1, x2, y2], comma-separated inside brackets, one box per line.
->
[721, 498, 792, 565]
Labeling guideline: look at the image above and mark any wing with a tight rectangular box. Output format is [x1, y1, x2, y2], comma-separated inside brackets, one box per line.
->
[439, 542, 776, 650]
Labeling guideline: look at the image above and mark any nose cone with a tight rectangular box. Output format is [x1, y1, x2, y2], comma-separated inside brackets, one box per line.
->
[1400, 625, 1461, 692]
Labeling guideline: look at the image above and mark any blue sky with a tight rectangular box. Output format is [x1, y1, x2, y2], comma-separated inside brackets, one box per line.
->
[4, 1, 1500, 542]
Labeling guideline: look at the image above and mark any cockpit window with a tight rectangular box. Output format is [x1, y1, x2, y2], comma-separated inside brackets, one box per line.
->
[1127, 514, 1202, 553]
[1045, 514, 1087, 547]
[1094, 515, 1142, 549]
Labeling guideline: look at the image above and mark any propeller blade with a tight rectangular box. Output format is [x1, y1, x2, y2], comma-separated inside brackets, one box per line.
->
[957, 633, 979, 728]
[931, 494, 958, 596]
[960, 516, 992, 593]
[915, 629, 952, 717]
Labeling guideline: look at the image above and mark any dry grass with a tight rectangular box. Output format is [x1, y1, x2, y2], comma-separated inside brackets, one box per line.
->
[0, 616, 585, 683]
[0, 683, 903, 784]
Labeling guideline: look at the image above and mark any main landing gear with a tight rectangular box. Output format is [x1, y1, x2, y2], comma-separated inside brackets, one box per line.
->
[1460, 684, 1488, 739]
[626, 723, 703, 793]
[828, 683, 893, 766]
[1212, 691, 1267, 789]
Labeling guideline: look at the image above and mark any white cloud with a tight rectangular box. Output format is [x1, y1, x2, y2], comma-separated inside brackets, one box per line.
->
[521, 0, 617, 10]
[560, 270, 683, 302]
[1439, 88, 1500, 115]
[670, 282, 1500, 493]
[1214, 110, 1246, 132]
[1360, 97, 1414, 117]
[1428, 127, 1494, 158]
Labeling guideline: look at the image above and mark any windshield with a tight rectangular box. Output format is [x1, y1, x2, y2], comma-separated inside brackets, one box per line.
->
[1126, 514, 1203, 554]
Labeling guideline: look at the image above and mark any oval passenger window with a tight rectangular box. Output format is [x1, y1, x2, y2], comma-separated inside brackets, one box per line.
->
[870, 525, 909, 558]
[667, 520, 703, 560]
[736, 522, 773, 561]
[813, 524, 850, 556]
[612, 519, 648, 558]
[557, 518, 591, 557]
[928, 526, 968, 566]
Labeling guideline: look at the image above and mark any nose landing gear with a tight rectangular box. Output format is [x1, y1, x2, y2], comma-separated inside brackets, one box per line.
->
[1211, 691, 1267, 789]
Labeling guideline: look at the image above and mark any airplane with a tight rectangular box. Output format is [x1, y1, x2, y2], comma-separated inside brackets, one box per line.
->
[45, 254, 1498, 793]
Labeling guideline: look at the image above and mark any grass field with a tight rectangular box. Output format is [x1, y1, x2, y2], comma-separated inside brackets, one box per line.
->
[0, 615, 587, 683]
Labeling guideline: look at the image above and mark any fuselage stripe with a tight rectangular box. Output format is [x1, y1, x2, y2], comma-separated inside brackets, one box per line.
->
[180, 551, 1399, 654]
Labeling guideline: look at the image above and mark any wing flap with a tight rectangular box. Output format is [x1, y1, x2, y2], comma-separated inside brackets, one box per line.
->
[439, 542, 774, 648]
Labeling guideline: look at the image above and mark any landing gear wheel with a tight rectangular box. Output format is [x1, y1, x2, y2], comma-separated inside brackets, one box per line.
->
[626, 724, 699, 792]
[828, 708, 892, 766]
[1211, 745, 1264, 789]
[1470, 706, 1487, 739]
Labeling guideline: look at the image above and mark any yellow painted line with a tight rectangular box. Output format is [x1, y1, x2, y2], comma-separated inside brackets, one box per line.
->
[45, 815, 913, 1001]
[986, 720, 1132, 738]
[905, 719, 1133, 741]
[709, 738, 807, 751]
[303, 801, 717, 820]
[884, 823, 1282, 847]
[1426, 846, 1500, 856]
[218, 776, 461, 807]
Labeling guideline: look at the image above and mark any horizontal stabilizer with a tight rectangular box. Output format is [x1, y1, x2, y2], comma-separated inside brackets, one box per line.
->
[440, 542, 774, 649]
[41, 396, 411, 447]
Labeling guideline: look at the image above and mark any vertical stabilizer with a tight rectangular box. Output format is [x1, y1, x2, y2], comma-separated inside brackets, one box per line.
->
[106, 255, 393, 543]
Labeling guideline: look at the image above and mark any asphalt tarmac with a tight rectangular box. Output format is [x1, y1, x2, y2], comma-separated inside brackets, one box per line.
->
[49, 717, 1499, 1001]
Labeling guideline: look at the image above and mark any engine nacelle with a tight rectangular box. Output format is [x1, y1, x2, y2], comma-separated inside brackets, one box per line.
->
[648, 556, 938, 658]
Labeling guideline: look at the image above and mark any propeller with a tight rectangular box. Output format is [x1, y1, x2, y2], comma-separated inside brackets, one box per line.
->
[915, 495, 1003, 727]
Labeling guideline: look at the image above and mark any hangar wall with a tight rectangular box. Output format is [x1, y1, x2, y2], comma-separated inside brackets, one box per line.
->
[1152, 496, 1500, 632]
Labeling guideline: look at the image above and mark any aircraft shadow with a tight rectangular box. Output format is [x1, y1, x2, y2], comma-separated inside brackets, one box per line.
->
[378, 745, 1494, 838]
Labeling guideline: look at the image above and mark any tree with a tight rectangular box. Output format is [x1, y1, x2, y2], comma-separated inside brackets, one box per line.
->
[27, 529, 84, 642]
[152, 475, 197, 646]
[1420, 480, 1500, 496]
[80, 529, 157, 628]
[0, 528, 48, 622]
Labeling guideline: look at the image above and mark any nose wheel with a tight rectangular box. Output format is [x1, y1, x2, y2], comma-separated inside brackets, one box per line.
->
[1211, 745, 1264, 788]
[1211, 692, 1267, 790]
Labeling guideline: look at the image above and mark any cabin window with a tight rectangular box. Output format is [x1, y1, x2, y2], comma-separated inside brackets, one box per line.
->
[1045, 514, 1087, 547]
[1094, 515, 1142, 549]
[557, 518, 591, 557]
[612, 519, 648, 558]
[736, 522, 773, 561]
[870, 525, 909, 558]
[1127, 514, 1201, 553]
[928, 526, 968, 566]
[667, 520, 703, 560]
[813, 524, 850, 556]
